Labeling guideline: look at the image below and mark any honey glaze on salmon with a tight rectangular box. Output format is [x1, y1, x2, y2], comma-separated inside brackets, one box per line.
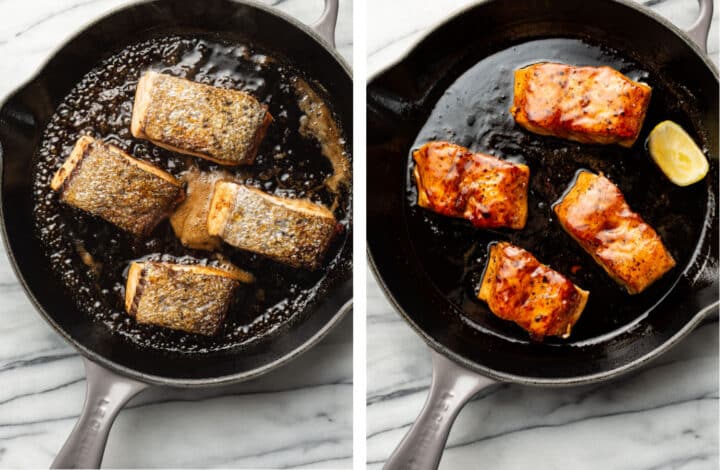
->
[412, 141, 529, 229]
[31, 36, 351, 353]
[511, 63, 652, 147]
[407, 38, 708, 344]
[478, 242, 589, 340]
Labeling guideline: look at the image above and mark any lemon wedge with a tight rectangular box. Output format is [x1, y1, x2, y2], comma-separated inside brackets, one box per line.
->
[648, 120, 709, 186]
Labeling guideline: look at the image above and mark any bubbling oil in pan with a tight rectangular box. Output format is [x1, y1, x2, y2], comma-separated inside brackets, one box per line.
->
[406, 38, 709, 345]
[32, 36, 350, 353]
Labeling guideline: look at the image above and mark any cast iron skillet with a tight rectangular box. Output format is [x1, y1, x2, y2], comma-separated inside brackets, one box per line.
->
[0, 0, 351, 467]
[367, 0, 717, 468]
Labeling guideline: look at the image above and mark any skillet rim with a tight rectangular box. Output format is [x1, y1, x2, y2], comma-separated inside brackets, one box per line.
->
[367, 0, 718, 82]
[367, 0, 719, 386]
[0, 0, 354, 387]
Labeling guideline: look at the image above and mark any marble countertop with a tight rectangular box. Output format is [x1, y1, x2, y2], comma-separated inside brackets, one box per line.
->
[367, 0, 719, 469]
[0, 0, 352, 468]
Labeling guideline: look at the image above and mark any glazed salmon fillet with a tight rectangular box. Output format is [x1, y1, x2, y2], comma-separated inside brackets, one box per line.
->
[511, 63, 652, 147]
[131, 71, 272, 165]
[478, 242, 589, 340]
[554, 171, 676, 294]
[207, 181, 337, 270]
[412, 141, 530, 229]
[125, 260, 253, 336]
[50, 136, 184, 236]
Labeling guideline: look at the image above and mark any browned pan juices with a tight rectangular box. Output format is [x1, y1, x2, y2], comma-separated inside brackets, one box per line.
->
[406, 38, 709, 345]
[32, 36, 350, 353]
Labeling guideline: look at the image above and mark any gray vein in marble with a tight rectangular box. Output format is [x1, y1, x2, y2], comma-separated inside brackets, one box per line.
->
[0, 0, 105, 44]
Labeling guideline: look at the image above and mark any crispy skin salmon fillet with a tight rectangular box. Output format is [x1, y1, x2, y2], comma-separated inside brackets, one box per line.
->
[412, 141, 530, 229]
[50, 136, 184, 236]
[125, 260, 253, 336]
[131, 71, 272, 165]
[207, 181, 337, 270]
[478, 242, 589, 340]
[554, 171, 676, 294]
[511, 63, 652, 147]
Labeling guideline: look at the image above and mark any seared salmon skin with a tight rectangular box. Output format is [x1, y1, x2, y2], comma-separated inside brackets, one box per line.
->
[478, 242, 589, 340]
[412, 141, 530, 229]
[207, 181, 337, 270]
[125, 260, 253, 336]
[511, 63, 651, 147]
[50, 135, 184, 236]
[131, 71, 272, 165]
[554, 171, 676, 294]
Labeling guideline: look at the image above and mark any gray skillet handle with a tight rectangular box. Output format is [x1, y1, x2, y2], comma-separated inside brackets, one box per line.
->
[384, 350, 497, 470]
[311, 0, 339, 48]
[51, 357, 148, 469]
[685, 0, 713, 52]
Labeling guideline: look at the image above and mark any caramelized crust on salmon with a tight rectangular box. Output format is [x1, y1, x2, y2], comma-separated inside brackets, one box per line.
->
[478, 242, 589, 340]
[511, 63, 652, 147]
[131, 71, 272, 165]
[125, 260, 253, 336]
[412, 141, 530, 229]
[50, 136, 184, 236]
[207, 181, 337, 270]
[554, 171, 675, 294]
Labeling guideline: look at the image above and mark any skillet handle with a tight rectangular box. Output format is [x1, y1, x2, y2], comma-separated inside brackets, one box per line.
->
[311, 0, 339, 48]
[698, 300, 719, 323]
[384, 350, 497, 470]
[684, 0, 713, 52]
[50, 357, 148, 469]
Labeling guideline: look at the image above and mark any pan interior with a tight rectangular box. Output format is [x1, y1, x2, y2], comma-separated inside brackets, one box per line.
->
[407, 37, 707, 346]
[0, 0, 352, 382]
[367, 0, 718, 381]
[33, 34, 350, 354]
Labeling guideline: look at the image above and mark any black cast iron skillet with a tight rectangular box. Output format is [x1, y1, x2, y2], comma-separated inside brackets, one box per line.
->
[367, 0, 718, 468]
[0, 0, 352, 467]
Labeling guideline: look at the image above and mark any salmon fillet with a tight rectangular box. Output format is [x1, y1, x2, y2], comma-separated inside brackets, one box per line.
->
[511, 63, 652, 147]
[125, 260, 253, 336]
[50, 135, 184, 236]
[170, 168, 228, 251]
[412, 141, 529, 229]
[131, 71, 272, 165]
[207, 181, 337, 270]
[478, 242, 589, 340]
[554, 171, 676, 294]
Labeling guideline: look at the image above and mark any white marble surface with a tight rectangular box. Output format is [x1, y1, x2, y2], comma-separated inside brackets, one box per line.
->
[367, 0, 719, 469]
[0, 0, 352, 468]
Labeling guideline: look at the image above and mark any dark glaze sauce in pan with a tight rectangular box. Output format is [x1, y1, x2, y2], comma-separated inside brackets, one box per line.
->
[32, 36, 350, 353]
[407, 38, 709, 345]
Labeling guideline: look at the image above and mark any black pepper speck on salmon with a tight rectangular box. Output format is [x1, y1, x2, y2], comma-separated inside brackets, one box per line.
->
[50, 135, 184, 236]
[131, 71, 273, 165]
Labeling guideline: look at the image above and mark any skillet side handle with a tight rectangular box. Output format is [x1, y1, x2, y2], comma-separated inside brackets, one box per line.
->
[384, 350, 497, 470]
[51, 357, 148, 469]
[685, 0, 713, 52]
[311, 0, 339, 48]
